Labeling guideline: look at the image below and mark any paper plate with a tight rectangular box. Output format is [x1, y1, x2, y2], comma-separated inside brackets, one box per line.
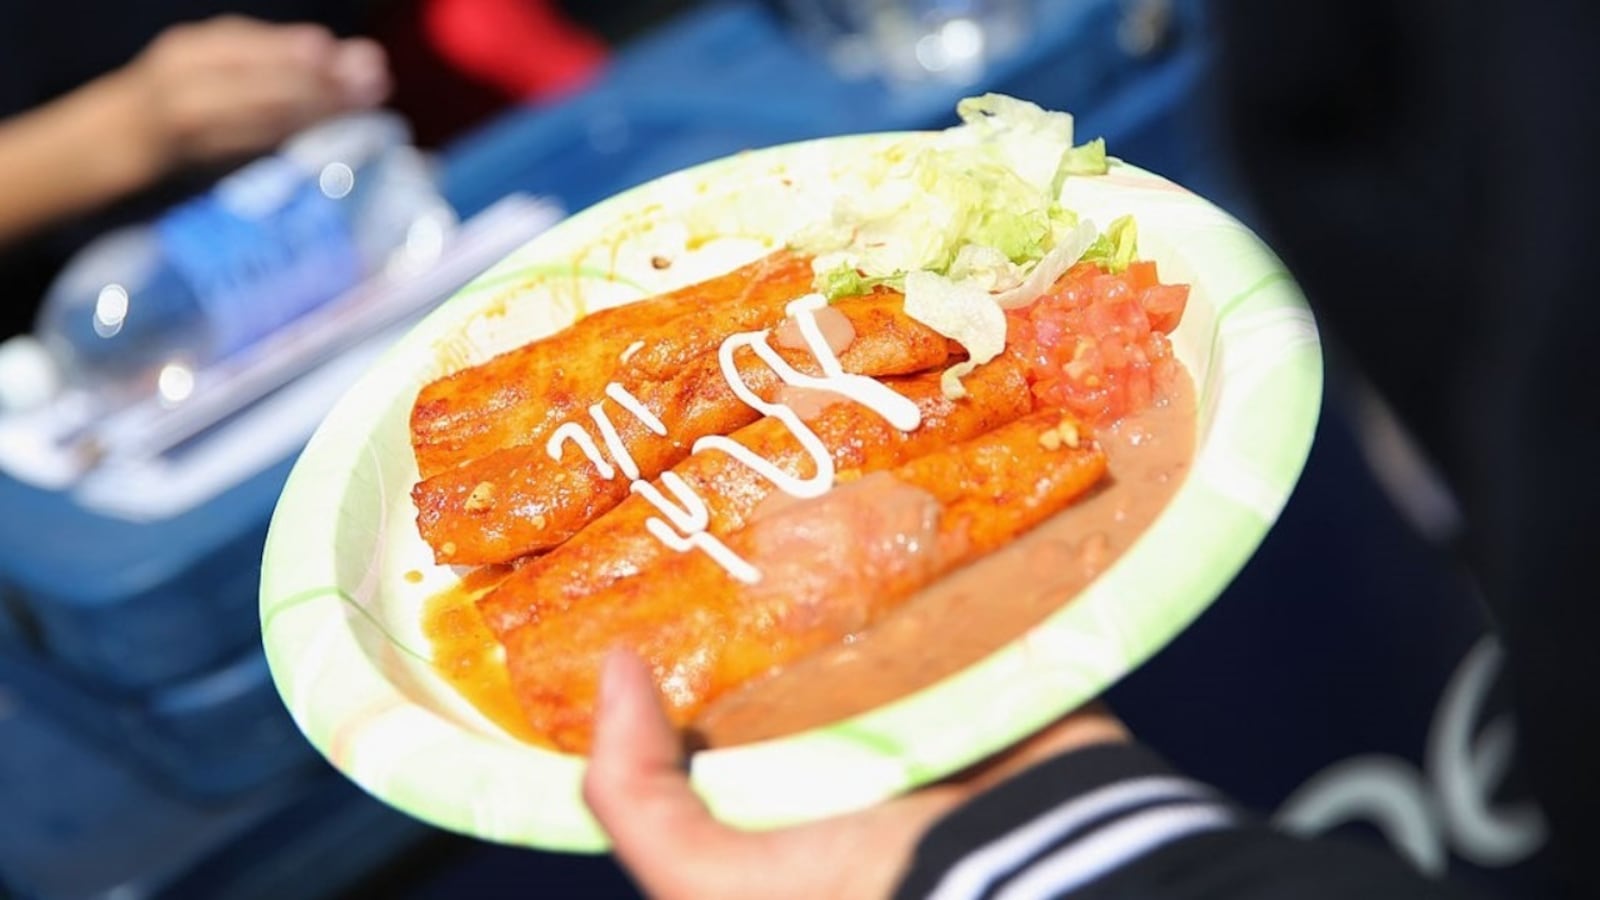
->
[260, 133, 1321, 852]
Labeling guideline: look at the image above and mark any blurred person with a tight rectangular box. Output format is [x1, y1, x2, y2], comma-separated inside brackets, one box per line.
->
[579, 0, 1599, 897]
[0, 16, 388, 245]
[0, 4, 388, 340]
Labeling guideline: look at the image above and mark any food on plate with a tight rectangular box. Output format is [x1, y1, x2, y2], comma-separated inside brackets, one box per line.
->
[408, 93, 1196, 753]
[413, 289, 959, 566]
[1007, 257, 1189, 425]
[410, 251, 815, 479]
[507, 408, 1107, 752]
[475, 357, 1032, 637]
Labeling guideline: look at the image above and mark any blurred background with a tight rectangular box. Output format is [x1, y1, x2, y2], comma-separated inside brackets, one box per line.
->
[0, 1, 1556, 898]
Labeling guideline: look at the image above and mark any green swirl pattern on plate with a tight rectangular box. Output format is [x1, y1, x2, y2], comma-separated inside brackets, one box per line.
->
[260, 133, 1322, 852]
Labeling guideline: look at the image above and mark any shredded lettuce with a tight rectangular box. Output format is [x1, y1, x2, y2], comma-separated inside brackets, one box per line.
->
[814, 265, 902, 300]
[993, 219, 1098, 309]
[947, 244, 1023, 292]
[790, 93, 1127, 394]
[795, 93, 1107, 302]
[953, 93, 1086, 196]
[1054, 137, 1108, 194]
[902, 271, 1007, 399]
[1081, 215, 1139, 274]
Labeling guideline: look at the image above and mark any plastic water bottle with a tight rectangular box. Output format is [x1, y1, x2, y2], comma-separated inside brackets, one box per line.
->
[34, 112, 456, 408]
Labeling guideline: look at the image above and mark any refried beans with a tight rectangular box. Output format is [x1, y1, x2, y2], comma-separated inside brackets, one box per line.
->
[691, 370, 1195, 746]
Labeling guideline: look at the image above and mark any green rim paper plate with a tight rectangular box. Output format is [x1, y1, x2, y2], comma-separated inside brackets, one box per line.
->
[260, 133, 1322, 852]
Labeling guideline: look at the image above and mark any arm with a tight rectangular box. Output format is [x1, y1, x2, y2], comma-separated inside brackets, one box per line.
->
[0, 70, 161, 245]
[0, 16, 390, 247]
[583, 651, 1483, 899]
[895, 745, 1482, 900]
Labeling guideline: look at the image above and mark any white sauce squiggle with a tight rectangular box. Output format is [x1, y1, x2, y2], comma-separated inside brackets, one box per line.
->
[590, 403, 640, 480]
[545, 294, 926, 582]
[632, 472, 709, 534]
[547, 422, 615, 480]
[694, 332, 838, 501]
[606, 382, 668, 435]
[646, 518, 761, 584]
[787, 294, 922, 430]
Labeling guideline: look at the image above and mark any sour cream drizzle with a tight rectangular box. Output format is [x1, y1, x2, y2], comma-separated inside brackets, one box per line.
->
[606, 382, 668, 435]
[787, 294, 921, 430]
[634, 471, 708, 533]
[646, 519, 762, 584]
[545, 292, 925, 583]
[547, 423, 614, 480]
[590, 404, 640, 480]
[694, 332, 839, 500]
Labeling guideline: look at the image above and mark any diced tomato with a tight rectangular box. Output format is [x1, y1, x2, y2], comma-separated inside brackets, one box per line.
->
[1004, 259, 1189, 426]
[1141, 283, 1189, 334]
[1124, 260, 1160, 291]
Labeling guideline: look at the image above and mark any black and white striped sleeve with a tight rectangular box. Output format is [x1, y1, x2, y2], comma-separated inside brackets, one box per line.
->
[893, 743, 1484, 900]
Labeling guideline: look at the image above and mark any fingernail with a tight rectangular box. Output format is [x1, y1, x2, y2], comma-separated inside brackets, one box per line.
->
[598, 646, 631, 709]
[592, 647, 634, 747]
[334, 40, 390, 105]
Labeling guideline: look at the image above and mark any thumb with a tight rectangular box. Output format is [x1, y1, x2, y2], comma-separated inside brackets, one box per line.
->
[582, 648, 741, 899]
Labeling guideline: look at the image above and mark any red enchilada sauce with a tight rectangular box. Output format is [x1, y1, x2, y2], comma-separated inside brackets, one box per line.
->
[421, 565, 551, 746]
[421, 257, 1196, 749]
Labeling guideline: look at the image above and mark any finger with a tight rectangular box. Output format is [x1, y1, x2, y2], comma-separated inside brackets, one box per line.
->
[583, 648, 742, 899]
[586, 647, 686, 783]
[225, 20, 339, 70]
[584, 649, 992, 900]
[218, 33, 385, 123]
[165, 18, 337, 74]
[328, 38, 392, 108]
[279, 23, 341, 68]
[162, 67, 337, 160]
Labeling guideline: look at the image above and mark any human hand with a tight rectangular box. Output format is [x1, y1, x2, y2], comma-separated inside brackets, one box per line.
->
[112, 16, 391, 175]
[583, 649, 1129, 900]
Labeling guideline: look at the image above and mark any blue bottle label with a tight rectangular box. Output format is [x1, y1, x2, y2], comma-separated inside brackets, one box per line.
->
[156, 157, 362, 357]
